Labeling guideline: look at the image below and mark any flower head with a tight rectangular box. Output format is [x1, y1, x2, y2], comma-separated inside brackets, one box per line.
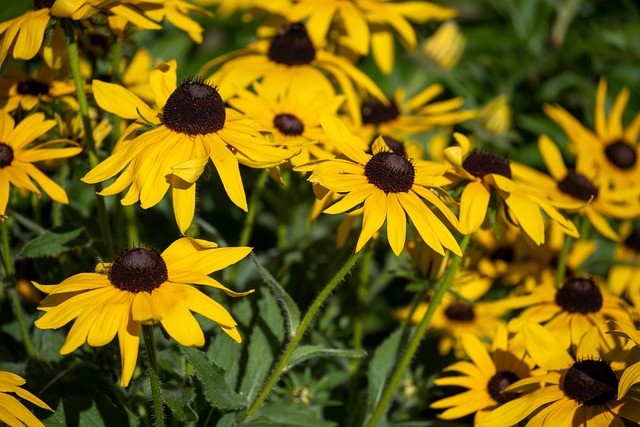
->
[544, 77, 640, 191]
[34, 237, 253, 387]
[0, 111, 82, 218]
[308, 112, 461, 256]
[82, 60, 293, 233]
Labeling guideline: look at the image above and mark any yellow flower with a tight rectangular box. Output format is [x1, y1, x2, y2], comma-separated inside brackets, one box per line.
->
[135, 1, 212, 44]
[544, 77, 640, 191]
[228, 80, 345, 168]
[288, 0, 457, 74]
[308, 112, 461, 256]
[199, 21, 386, 127]
[358, 84, 476, 143]
[430, 325, 535, 423]
[0, 111, 82, 219]
[82, 60, 293, 234]
[0, 371, 53, 427]
[423, 20, 465, 70]
[514, 135, 640, 241]
[444, 132, 578, 244]
[509, 274, 633, 350]
[0, 62, 77, 112]
[194, 0, 292, 17]
[480, 322, 640, 427]
[34, 237, 253, 387]
[479, 94, 511, 136]
[396, 281, 534, 357]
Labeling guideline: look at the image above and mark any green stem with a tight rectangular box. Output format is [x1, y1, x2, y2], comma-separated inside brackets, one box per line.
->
[142, 325, 164, 427]
[124, 206, 140, 244]
[365, 234, 471, 427]
[1, 220, 36, 358]
[64, 19, 114, 259]
[245, 249, 362, 419]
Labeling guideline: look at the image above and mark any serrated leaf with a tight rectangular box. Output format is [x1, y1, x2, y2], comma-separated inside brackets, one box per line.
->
[240, 291, 285, 402]
[250, 253, 301, 337]
[19, 227, 83, 258]
[246, 403, 337, 427]
[366, 329, 404, 426]
[182, 346, 245, 410]
[216, 412, 241, 427]
[164, 385, 197, 422]
[285, 345, 367, 373]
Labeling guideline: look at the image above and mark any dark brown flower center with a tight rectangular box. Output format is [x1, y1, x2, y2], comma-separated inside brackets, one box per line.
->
[0, 143, 14, 168]
[361, 99, 399, 125]
[555, 276, 603, 314]
[462, 150, 512, 179]
[364, 151, 415, 193]
[604, 141, 637, 170]
[162, 78, 226, 136]
[444, 302, 475, 322]
[561, 359, 617, 406]
[274, 113, 304, 136]
[623, 224, 640, 253]
[487, 371, 520, 404]
[17, 79, 50, 96]
[557, 172, 599, 201]
[268, 22, 316, 66]
[108, 247, 168, 293]
[34, 0, 55, 9]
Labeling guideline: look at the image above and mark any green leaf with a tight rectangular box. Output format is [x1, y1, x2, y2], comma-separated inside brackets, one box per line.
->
[182, 346, 245, 410]
[19, 227, 84, 258]
[246, 403, 337, 427]
[250, 252, 301, 337]
[216, 412, 241, 427]
[164, 384, 197, 422]
[239, 290, 285, 402]
[285, 345, 367, 373]
[366, 329, 404, 426]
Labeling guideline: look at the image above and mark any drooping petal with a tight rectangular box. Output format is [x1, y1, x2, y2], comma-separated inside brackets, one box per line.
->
[386, 193, 406, 255]
[459, 180, 490, 234]
[522, 322, 573, 370]
[356, 189, 386, 252]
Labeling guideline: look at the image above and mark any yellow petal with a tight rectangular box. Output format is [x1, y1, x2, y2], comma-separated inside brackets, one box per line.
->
[538, 135, 568, 181]
[522, 322, 573, 370]
[172, 177, 196, 235]
[318, 111, 370, 165]
[459, 180, 489, 234]
[356, 190, 386, 252]
[92, 80, 158, 121]
[118, 315, 140, 387]
[149, 60, 177, 110]
[154, 285, 205, 347]
[209, 136, 247, 211]
[386, 193, 406, 255]
[172, 156, 209, 184]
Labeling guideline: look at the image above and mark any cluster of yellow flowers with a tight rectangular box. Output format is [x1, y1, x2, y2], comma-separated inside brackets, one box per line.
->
[1, 1, 640, 426]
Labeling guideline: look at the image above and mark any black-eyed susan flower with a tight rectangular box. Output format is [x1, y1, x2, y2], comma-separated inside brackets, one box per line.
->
[396, 277, 535, 356]
[423, 20, 465, 70]
[513, 135, 640, 241]
[479, 322, 640, 427]
[228, 80, 344, 168]
[358, 84, 476, 143]
[0, 370, 53, 427]
[288, 0, 457, 74]
[0, 62, 76, 112]
[34, 237, 252, 387]
[544, 77, 640, 191]
[0, 111, 82, 219]
[430, 325, 535, 423]
[509, 274, 633, 351]
[199, 21, 386, 126]
[443, 132, 578, 245]
[82, 60, 293, 234]
[308, 112, 461, 256]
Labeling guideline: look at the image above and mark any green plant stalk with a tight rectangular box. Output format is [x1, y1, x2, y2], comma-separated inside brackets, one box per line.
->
[246, 249, 361, 418]
[64, 19, 114, 259]
[365, 234, 471, 427]
[555, 232, 573, 286]
[1, 220, 36, 358]
[142, 325, 165, 427]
